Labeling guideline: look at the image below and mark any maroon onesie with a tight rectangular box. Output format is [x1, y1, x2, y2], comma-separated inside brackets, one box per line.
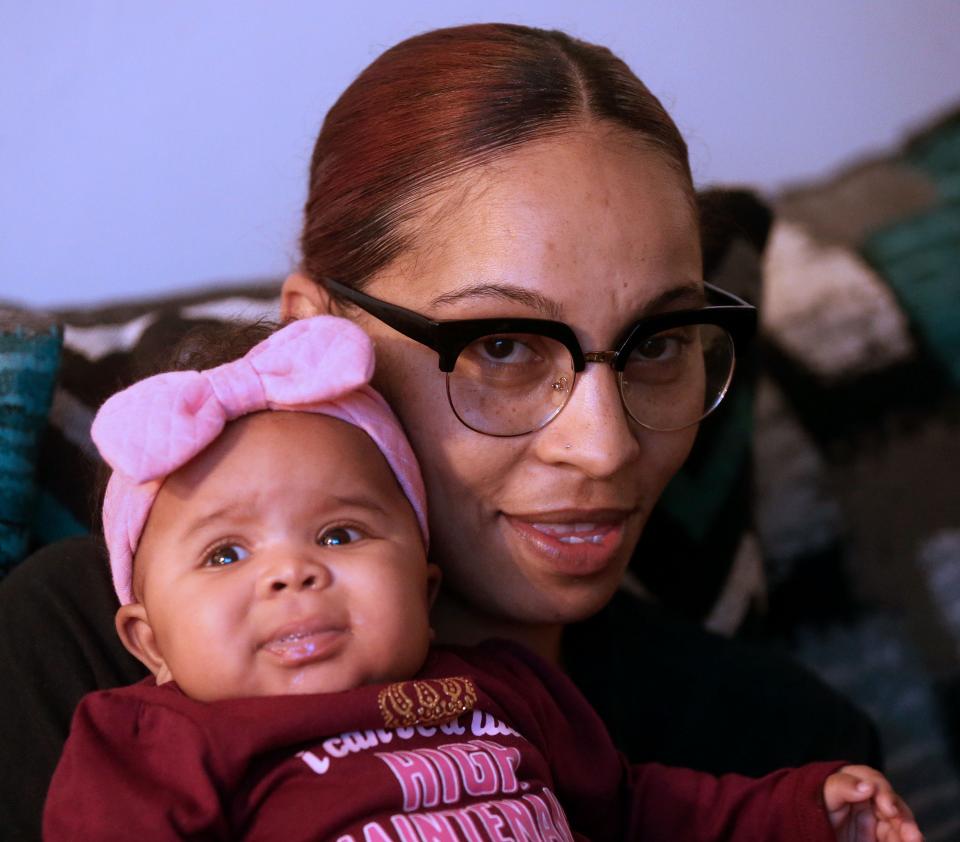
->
[44, 640, 842, 841]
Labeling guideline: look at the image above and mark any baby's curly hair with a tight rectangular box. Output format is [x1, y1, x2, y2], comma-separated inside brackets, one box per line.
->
[146, 318, 283, 377]
[92, 318, 286, 529]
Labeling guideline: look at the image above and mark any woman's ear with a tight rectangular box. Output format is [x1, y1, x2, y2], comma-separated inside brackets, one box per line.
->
[281, 272, 333, 320]
[115, 603, 173, 684]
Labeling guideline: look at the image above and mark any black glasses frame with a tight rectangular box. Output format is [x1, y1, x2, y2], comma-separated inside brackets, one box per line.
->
[324, 277, 757, 372]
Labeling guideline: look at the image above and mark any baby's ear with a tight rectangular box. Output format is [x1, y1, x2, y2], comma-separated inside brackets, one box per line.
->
[115, 603, 172, 684]
[281, 272, 333, 320]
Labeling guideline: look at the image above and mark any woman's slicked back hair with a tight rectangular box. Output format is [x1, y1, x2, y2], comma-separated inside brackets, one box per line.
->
[300, 23, 692, 289]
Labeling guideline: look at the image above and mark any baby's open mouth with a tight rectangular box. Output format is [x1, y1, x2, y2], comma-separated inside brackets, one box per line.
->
[260, 624, 348, 665]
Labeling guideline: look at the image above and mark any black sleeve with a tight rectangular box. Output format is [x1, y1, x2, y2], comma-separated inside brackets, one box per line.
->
[0, 536, 147, 842]
[563, 589, 883, 778]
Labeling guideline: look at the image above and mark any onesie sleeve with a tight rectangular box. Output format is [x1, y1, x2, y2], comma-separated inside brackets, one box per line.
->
[623, 760, 844, 841]
[43, 685, 230, 841]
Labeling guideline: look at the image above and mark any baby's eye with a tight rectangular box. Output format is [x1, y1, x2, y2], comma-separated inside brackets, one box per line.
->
[317, 526, 364, 547]
[205, 544, 249, 567]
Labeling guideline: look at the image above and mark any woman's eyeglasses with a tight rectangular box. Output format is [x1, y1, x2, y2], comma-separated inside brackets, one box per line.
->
[324, 278, 756, 437]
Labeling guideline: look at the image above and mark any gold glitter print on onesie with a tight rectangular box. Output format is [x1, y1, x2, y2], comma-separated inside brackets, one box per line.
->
[378, 677, 478, 728]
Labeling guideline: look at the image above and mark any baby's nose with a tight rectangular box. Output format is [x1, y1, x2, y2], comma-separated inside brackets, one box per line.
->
[260, 553, 331, 595]
[268, 571, 321, 592]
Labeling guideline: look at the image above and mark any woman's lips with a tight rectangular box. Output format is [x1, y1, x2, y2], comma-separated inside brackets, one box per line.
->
[529, 521, 609, 544]
[259, 623, 348, 666]
[502, 510, 631, 576]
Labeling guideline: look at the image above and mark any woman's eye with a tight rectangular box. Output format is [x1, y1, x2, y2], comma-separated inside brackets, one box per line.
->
[478, 336, 539, 365]
[205, 544, 249, 567]
[317, 526, 364, 546]
[482, 337, 518, 360]
[636, 328, 693, 361]
[638, 336, 677, 360]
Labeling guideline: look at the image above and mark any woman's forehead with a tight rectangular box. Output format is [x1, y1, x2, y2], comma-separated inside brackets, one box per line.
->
[373, 129, 702, 327]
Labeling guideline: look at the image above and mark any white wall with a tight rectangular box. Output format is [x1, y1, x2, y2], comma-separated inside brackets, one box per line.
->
[2, 0, 958, 308]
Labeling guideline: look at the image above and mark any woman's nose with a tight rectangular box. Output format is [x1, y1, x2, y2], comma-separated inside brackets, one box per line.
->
[533, 364, 641, 477]
[257, 551, 332, 597]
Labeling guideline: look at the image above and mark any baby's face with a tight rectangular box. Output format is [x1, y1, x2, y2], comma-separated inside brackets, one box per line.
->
[121, 412, 437, 701]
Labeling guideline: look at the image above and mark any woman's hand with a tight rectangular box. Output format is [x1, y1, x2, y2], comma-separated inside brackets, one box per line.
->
[824, 765, 922, 841]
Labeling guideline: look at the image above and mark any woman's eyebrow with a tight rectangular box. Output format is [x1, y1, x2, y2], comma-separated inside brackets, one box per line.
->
[429, 284, 564, 319]
[642, 283, 707, 314]
[429, 281, 707, 319]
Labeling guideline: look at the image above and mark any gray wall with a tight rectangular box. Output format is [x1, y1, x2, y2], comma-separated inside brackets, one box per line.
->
[2, 0, 958, 307]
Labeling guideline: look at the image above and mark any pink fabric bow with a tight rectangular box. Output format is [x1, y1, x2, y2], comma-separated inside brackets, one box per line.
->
[93, 315, 428, 604]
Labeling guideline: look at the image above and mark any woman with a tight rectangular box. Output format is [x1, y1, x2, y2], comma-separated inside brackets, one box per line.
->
[0, 23, 879, 841]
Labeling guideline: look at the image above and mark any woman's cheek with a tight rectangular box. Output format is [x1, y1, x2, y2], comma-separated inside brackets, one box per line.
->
[422, 425, 503, 526]
[367, 346, 488, 558]
[369, 337, 421, 403]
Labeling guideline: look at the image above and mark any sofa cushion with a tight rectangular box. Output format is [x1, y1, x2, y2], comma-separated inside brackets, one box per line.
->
[0, 309, 62, 574]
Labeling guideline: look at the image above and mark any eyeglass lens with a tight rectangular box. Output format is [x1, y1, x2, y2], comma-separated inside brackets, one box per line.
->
[445, 325, 735, 436]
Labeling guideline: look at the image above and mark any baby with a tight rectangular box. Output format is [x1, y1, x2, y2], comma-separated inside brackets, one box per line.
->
[44, 316, 922, 841]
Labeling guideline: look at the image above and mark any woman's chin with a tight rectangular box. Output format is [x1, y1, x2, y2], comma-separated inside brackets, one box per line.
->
[489, 565, 626, 630]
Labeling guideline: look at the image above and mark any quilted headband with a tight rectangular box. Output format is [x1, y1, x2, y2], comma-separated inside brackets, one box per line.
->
[92, 316, 428, 605]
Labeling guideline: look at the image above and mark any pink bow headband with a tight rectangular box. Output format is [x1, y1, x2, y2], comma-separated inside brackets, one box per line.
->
[92, 316, 428, 605]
